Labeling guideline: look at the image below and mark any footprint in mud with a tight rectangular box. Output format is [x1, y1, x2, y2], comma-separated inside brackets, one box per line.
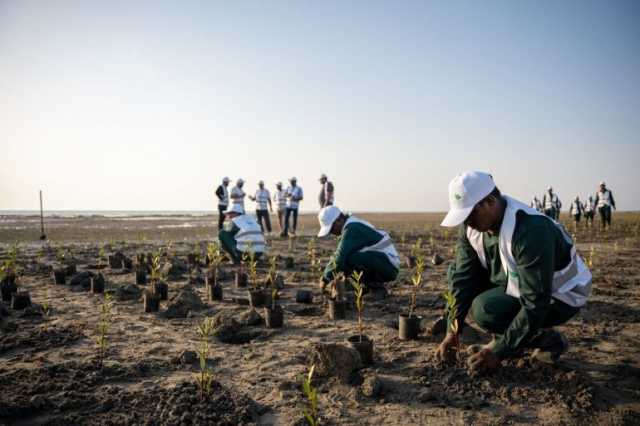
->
[146, 344, 170, 356]
[123, 324, 147, 333]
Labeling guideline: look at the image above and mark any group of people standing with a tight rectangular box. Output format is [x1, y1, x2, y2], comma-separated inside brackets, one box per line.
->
[214, 174, 334, 263]
[530, 182, 617, 229]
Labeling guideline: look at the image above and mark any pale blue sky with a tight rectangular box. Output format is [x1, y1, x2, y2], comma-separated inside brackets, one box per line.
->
[1, 1, 639, 212]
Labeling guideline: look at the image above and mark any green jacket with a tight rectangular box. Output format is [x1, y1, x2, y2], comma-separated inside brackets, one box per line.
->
[218, 222, 240, 261]
[322, 219, 397, 283]
[450, 210, 573, 358]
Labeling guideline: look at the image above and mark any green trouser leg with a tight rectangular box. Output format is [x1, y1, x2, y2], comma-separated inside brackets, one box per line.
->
[345, 251, 398, 288]
[446, 264, 494, 331]
[218, 231, 240, 263]
[470, 286, 580, 335]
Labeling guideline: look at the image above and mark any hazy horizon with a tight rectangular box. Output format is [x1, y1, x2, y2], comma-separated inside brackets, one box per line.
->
[2, 1, 639, 212]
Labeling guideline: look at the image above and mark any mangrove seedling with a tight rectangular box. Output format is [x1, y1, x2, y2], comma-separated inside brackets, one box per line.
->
[265, 255, 278, 287]
[98, 245, 107, 268]
[301, 364, 318, 426]
[307, 238, 321, 276]
[96, 293, 113, 368]
[194, 317, 216, 401]
[350, 270, 365, 342]
[244, 248, 259, 289]
[443, 290, 461, 362]
[149, 249, 165, 283]
[0, 243, 19, 281]
[206, 242, 224, 285]
[408, 257, 426, 318]
[587, 245, 595, 269]
[410, 238, 423, 260]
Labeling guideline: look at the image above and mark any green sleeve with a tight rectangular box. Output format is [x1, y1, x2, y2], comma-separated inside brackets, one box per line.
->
[491, 222, 554, 358]
[322, 222, 382, 283]
[447, 225, 485, 330]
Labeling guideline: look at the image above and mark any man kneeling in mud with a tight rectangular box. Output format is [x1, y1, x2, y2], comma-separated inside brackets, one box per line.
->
[435, 171, 592, 373]
[317, 206, 400, 300]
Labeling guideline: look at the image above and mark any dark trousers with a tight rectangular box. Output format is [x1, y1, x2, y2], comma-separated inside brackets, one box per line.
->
[584, 211, 594, 225]
[470, 286, 579, 336]
[217, 205, 227, 231]
[446, 265, 579, 345]
[256, 209, 272, 232]
[344, 251, 398, 287]
[598, 206, 612, 228]
[283, 207, 298, 235]
[544, 208, 556, 219]
[573, 213, 581, 223]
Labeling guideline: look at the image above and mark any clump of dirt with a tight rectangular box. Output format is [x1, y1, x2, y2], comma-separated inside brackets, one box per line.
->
[418, 352, 597, 418]
[0, 358, 260, 425]
[161, 286, 205, 319]
[0, 323, 85, 355]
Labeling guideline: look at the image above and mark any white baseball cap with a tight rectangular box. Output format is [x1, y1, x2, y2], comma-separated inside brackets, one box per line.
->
[319, 173, 327, 180]
[223, 177, 230, 183]
[224, 204, 244, 215]
[441, 171, 496, 227]
[317, 206, 342, 237]
[599, 181, 605, 186]
[276, 181, 283, 186]
[290, 176, 297, 182]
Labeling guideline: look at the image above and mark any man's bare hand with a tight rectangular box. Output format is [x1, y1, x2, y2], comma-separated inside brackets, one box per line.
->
[435, 332, 458, 363]
[467, 348, 500, 374]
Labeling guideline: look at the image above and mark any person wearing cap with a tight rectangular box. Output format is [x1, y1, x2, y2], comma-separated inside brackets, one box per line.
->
[583, 195, 595, 227]
[249, 180, 273, 233]
[594, 182, 616, 230]
[318, 173, 335, 208]
[569, 196, 584, 226]
[530, 196, 542, 213]
[230, 179, 246, 214]
[274, 182, 287, 234]
[214, 177, 231, 231]
[542, 187, 560, 220]
[218, 204, 266, 264]
[283, 177, 304, 237]
[436, 171, 592, 374]
[317, 206, 400, 297]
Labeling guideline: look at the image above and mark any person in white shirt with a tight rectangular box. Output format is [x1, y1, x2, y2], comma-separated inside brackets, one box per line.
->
[542, 187, 560, 220]
[318, 173, 335, 208]
[249, 180, 273, 233]
[218, 204, 266, 264]
[583, 195, 595, 227]
[569, 196, 584, 225]
[530, 196, 542, 212]
[214, 177, 230, 231]
[283, 177, 304, 237]
[273, 182, 287, 234]
[594, 181, 616, 230]
[230, 178, 246, 213]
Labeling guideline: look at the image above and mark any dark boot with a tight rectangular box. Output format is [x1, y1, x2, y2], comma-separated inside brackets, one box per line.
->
[527, 329, 569, 361]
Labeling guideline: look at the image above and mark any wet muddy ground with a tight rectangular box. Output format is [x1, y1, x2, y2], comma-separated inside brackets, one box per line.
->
[0, 212, 639, 425]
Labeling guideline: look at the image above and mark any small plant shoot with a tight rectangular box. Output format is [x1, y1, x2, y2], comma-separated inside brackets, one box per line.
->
[301, 364, 318, 426]
[350, 270, 365, 342]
